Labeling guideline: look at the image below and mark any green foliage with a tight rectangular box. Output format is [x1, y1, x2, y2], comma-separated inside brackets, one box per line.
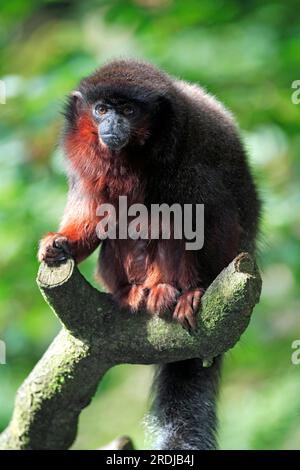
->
[0, 0, 299, 449]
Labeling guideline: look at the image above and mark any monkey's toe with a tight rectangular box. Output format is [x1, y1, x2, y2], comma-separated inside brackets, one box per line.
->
[146, 283, 179, 315]
[173, 288, 204, 331]
[117, 284, 146, 311]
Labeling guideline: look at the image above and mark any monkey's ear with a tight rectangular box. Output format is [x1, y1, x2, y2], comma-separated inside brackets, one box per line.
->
[71, 90, 83, 100]
[70, 90, 85, 113]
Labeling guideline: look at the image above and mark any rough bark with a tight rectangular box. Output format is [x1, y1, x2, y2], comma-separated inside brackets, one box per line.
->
[0, 252, 261, 450]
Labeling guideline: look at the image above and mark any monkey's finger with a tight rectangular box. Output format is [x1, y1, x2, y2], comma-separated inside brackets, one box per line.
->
[49, 257, 67, 264]
[173, 301, 181, 320]
[44, 246, 68, 258]
[192, 290, 203, 311]
[43, 249, 68, 260]
[186, 311, 197, 331]
[173, 302, 192, 331]
[180, 314, 193, 333]
[44, 254, 68, 262]
[177, 302, 197, 331]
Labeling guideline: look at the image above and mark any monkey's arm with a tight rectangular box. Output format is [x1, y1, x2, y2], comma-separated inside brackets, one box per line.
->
[38, 179, 100, 265]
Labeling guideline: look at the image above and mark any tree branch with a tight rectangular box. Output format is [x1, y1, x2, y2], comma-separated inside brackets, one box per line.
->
[0, 252, 261, 450]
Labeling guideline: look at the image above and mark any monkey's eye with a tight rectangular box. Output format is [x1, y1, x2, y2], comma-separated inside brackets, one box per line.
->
[94, 104, 108, 117]
[123, 105, 135, 116]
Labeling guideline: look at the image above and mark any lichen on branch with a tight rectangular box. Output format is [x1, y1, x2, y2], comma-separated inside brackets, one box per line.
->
[0, 252, 262, 450]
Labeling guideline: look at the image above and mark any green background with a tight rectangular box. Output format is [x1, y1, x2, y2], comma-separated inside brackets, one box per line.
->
[0, 0, 300, 449]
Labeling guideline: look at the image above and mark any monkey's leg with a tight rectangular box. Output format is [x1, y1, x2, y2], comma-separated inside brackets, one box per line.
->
[149, 356, 222, 450]
[97, 240, 148, 311]
[144, 240, 183, 315]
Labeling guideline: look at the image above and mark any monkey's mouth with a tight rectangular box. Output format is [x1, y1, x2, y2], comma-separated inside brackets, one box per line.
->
[100, 133, 129, 152]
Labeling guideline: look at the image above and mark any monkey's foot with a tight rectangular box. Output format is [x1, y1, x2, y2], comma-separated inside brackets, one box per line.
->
[173, 288, 204, 331]
[38, 233, 71, 266]
[117, 284, 146, 312]
[146, 283, 179, 315]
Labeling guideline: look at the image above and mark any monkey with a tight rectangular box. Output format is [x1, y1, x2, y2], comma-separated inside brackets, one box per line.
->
[38, 59, 260, 450]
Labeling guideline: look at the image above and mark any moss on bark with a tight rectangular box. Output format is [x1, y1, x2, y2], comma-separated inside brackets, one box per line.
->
[0, 252, 262, 450]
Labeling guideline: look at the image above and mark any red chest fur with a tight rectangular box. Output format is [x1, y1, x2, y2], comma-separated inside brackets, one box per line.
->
[64, 113, 144, 206]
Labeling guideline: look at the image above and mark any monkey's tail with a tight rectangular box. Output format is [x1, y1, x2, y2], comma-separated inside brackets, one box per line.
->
[145, 356, 222, 450]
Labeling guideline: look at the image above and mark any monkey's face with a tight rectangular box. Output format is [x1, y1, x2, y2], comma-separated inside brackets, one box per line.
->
[69, 90, 151, 153]
[92, 99, 138, 151]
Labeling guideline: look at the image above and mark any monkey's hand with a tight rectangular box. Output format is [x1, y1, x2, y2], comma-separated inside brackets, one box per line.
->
[38, 232, 72, 266]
